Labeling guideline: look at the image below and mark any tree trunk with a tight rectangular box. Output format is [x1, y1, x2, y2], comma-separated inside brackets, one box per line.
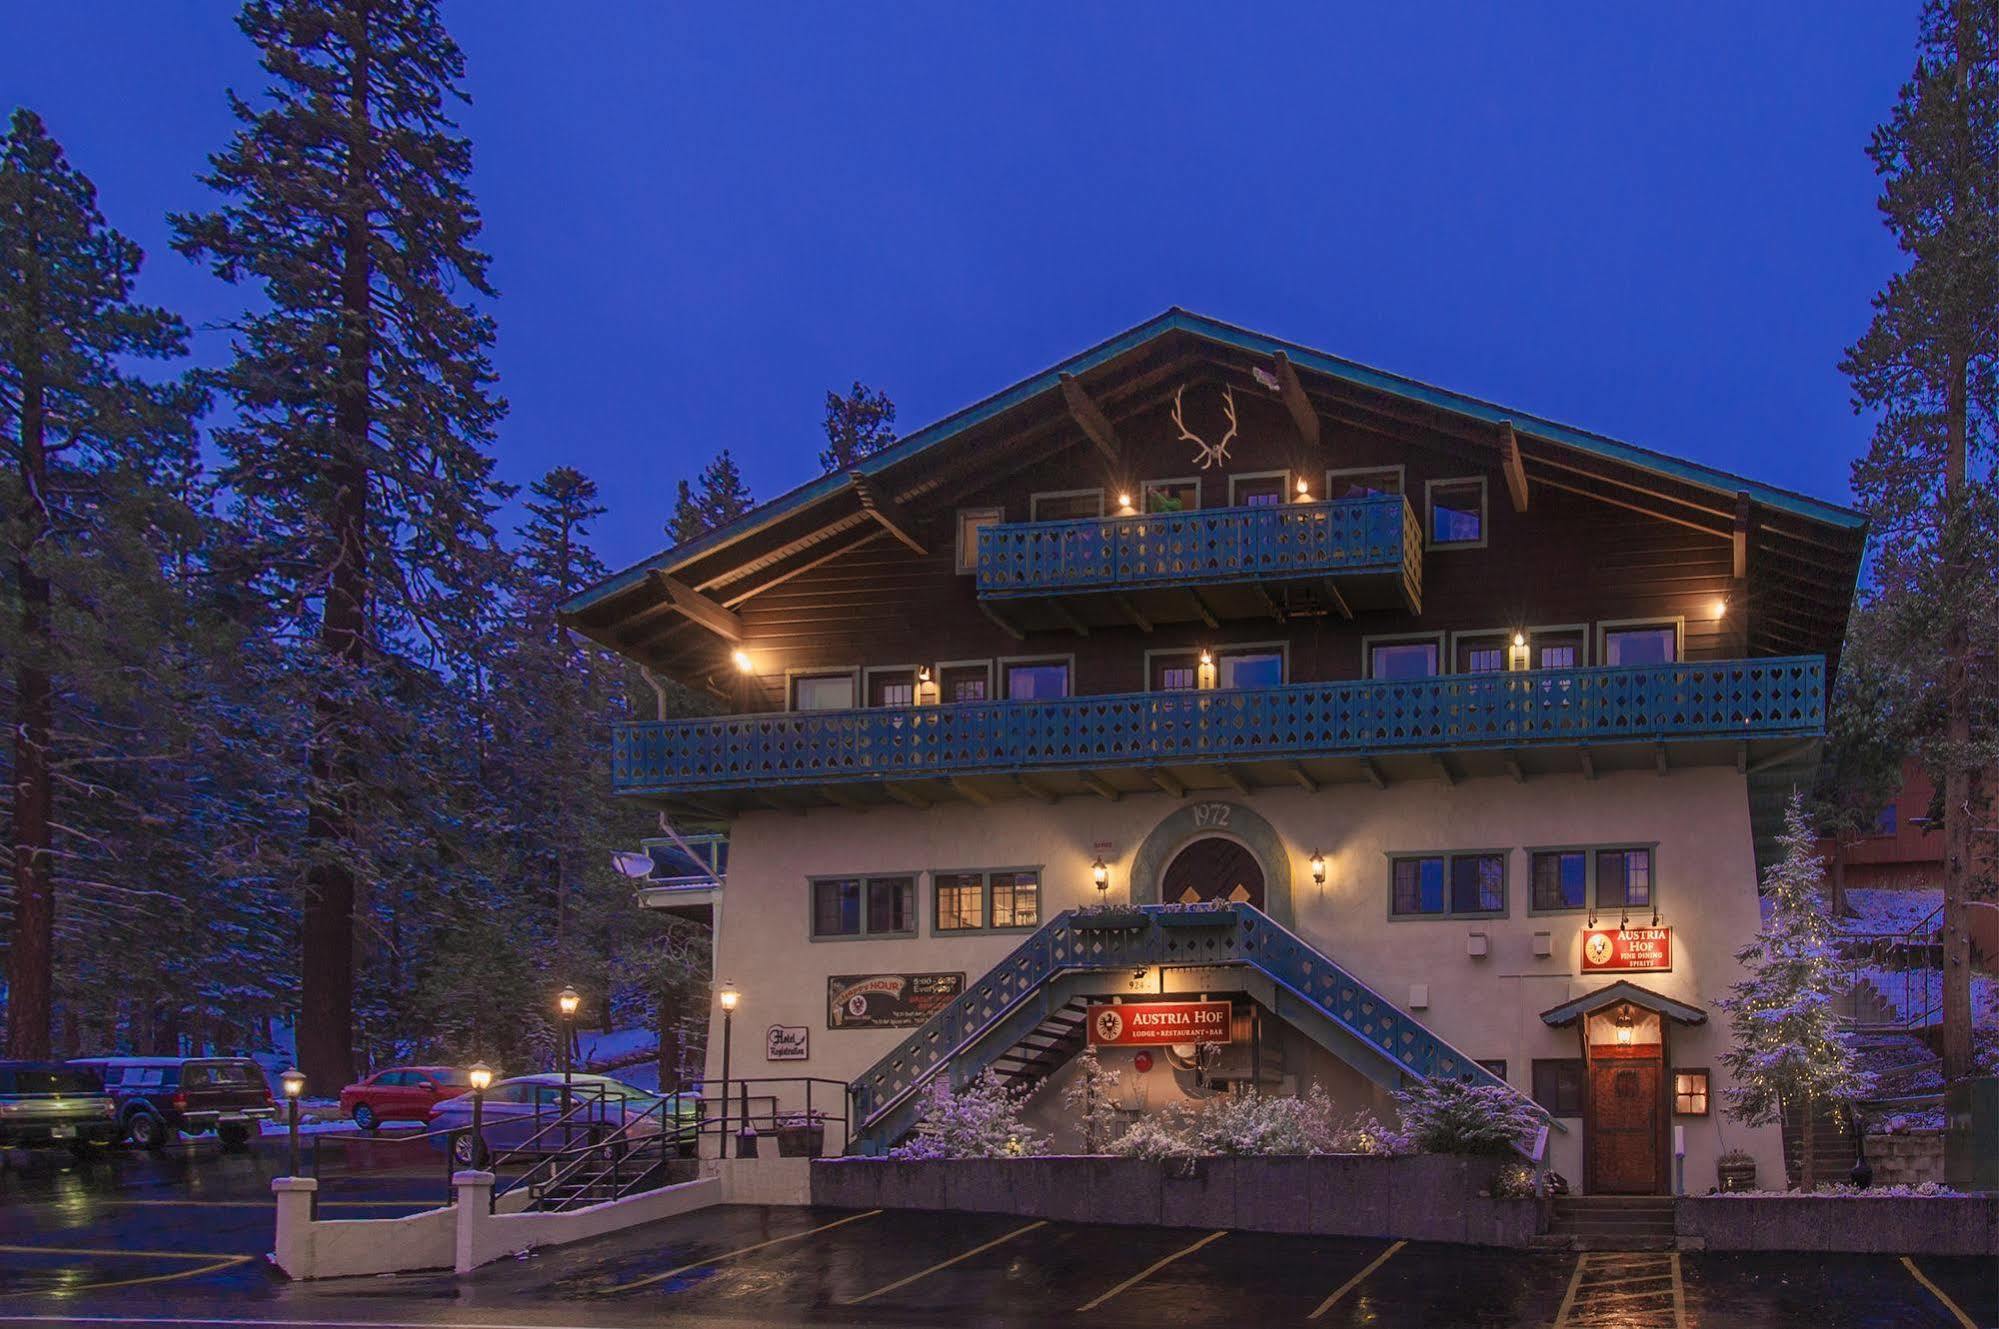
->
[1800, 1094, 1818, 1193]
[297, 21, 374, 1095]
[1940, 344, 1974, 1081]
[7, 350, 54, 1060]
[1830, 836, 1849, 918]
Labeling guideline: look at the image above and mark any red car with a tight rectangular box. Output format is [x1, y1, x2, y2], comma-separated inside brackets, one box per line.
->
[338, 1066, 473, 1132]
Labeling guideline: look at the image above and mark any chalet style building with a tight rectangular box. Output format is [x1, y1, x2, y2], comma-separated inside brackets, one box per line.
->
[563, 311, 1864, 1195]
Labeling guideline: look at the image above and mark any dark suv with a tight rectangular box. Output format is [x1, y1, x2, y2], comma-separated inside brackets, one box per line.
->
[72, 1057, 275, 1150]
[0, 1061, 120, 1156]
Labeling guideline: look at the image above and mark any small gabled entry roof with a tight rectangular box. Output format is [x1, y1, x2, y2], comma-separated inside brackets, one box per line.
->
[1539, 980, 1707, 1028]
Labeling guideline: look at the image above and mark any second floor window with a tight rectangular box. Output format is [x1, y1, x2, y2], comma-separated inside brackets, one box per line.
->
[1531, 850, 1588, 911]
[940, 663, 990, 703]
[1603, 623, 1678, 666]
[1393, 851, 1507, 918]
[868, 670, 916, 707]
[793, 672, 856, 711]
[1005, 659, 1070, 700]
[1220, 649, 1283, 688]
[1151, 654, 1198, 691]
[933, 869, 1041, 932]
[811, 875, 917, 939]
[1371, 639, 1439, 680]
[1596, 848, 1654, 910]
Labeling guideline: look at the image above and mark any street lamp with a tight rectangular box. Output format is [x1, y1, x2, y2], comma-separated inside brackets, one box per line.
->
[467, 1061, 493, 1170]
[556, 985, 580, 1092]
[718, 983, 739, 1159]
[279, 1067, 305, 1176]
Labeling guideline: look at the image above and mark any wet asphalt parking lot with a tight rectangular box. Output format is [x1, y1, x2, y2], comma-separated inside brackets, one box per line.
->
[3, 1142, 1997, 1328]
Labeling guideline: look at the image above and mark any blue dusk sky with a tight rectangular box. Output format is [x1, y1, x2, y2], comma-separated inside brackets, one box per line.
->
[4, 3, 1919, 572]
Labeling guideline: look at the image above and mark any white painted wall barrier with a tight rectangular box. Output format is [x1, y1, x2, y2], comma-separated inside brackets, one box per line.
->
[269, 1159, 807, 1279]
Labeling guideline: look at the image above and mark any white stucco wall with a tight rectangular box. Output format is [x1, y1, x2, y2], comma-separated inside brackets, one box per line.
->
[705, 765, 1783, 1193]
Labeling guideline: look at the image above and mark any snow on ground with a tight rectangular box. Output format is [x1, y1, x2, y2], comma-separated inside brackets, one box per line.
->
[1841, 888, 1943, 936]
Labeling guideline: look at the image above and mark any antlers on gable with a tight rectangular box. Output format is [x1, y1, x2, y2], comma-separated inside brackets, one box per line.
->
[1172, 384, 1238, 470]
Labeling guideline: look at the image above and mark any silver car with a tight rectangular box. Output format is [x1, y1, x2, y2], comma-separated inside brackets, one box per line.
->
[429, 1073, 698, 1166]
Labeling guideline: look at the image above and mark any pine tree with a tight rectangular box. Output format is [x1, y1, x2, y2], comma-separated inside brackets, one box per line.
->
[1842, 0, 1999, 1080]
[670, 450, 755, 543]
[819, 380, 896, 472]
[1718, 793, 1871, 1191]
[173, 0, 507, 1088]
[0, 109, 202, 1057]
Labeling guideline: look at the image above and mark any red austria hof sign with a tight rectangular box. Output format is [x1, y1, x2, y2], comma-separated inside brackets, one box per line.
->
[1580, 926, 1673, 973]
[1086, 1001, 1233, 1047]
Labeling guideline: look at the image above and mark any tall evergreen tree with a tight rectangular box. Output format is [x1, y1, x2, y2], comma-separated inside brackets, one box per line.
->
[1718, 794, 1871, 1191]
[0, 109, 202, 1056]
[819, 380, 896, 472]
[174, 0, 507, 1088]
[670, 450, 754, 543]
[1842, 0, 1999, 1079]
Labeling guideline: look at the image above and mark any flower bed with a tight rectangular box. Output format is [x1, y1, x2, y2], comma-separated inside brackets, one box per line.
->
[811, 1154, 1543, 1248]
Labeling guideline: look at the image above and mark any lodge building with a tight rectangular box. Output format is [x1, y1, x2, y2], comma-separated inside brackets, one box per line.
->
[562, 311, 1864, 1195]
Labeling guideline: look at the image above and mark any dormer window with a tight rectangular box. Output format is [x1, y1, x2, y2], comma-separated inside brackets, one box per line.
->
[1143, 478, 1200, 514]
[1328, 466, 1404, 500]
[1030, 489, 1104, 522]
[1427, 477, 1487, 548]
[1229, 472, 1289, 508]
[1601, 621, 1680, 666]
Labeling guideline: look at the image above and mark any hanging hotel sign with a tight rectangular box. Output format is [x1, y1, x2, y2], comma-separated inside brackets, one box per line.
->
[765, 1025, 809, 1061]
[1086, 1001, 1233, 1047]
[827, 972, 964, 1030]
[1580, 926, 1673, 973]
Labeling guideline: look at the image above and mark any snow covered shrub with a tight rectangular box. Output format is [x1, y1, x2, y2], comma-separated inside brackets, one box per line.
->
[1104, 1084, 1407, 1158]
[1490, 1161, 1538, 1198]
[1328, 1106, 1402, 1155]
[1393, 1078, 1542, 1157]
[890, 1070, 1048, 1159]
[1061, 1048, 1125, 1153]
[1106, 1111, 1196, 1159]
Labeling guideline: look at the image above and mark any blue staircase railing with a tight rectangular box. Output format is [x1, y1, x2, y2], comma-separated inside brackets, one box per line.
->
[848, 902, 1536, 1153]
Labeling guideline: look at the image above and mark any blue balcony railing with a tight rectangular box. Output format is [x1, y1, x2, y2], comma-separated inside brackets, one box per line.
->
[974, 494, 1420, 603]
[611, 656, 1824, 796]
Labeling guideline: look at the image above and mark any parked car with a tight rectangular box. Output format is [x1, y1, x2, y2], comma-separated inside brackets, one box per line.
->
[427, 1073, 700, 1166]
[338, 1065, 472, 1132]
[0, 1061, 120, 1157]
[71, 1056, 275, 1150]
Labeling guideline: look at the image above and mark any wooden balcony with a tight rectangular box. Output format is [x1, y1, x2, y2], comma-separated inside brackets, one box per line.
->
[612, 657, 1825, 814]
[973, 494, 1421, 629]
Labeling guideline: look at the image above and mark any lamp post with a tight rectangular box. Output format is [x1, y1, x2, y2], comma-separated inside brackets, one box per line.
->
[718, 983, 739, 1159]
[467, 1061, 493, 1171]
[279, 1067, 305, 1177]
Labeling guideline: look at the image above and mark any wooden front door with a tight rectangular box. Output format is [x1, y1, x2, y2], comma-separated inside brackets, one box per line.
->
[1589, 1055, 1663, 1194]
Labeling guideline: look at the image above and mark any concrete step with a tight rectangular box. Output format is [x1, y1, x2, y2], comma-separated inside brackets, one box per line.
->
[1554, 1195, 1676, 1209]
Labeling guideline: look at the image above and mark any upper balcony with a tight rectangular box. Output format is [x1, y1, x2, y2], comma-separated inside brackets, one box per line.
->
[973, 494, 1422, 629]
[612, 656, 1825, 815]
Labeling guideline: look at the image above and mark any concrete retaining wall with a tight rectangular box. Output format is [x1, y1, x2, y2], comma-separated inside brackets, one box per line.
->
[1678, 1196, 1999, 1254]
[1866, 1132, 1945, 1188]
[810, 1155, 1542, 1248]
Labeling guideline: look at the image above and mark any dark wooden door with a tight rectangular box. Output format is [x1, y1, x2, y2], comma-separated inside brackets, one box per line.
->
[1589, 1058, 1662, 1194]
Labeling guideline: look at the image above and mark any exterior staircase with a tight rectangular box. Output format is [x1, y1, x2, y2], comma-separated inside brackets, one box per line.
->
[1542, 1196, 1678, 1251]
[992, 998, 1090, 1097]
[849, 903, 1551, 1154]
[1781, 1100, 1857, 1189]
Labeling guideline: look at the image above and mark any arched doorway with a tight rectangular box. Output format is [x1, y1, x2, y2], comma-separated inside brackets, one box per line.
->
[1160, 836, 1266, 909]
[1129, 801, 1294, 925]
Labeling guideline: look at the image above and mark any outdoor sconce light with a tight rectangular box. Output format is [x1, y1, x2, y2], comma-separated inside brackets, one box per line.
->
[1309, 850, 1326, 888]
[467, 1061, 494, 1093]
[1197, 650, 1217, 689]
[917, 666, 938, 705]
[1294, 476, 1311, 501]
[731, 649, 755, 674]
[1713, 597, 1729, 620]
[1117, 492, 1136, 515]
[1508, 632, 1530, 672]
[1615, 1008, 1635, 1045]
[1092, 856, 1110, 897]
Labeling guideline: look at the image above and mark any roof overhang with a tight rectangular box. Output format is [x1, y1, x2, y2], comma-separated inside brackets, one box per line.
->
[1539, 980, 1707, 1028]
[564, 308, 1867, 677]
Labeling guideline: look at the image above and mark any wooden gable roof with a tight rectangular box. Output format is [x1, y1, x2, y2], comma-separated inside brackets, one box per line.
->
[563, 309, 1866, 678]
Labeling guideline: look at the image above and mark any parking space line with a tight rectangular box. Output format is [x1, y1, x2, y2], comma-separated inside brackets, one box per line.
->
[1902, 1256, 1979, 1329]
[1307, 1239, 1405, 1320]
[0, 1245, 246, 1261]
[1552, 1254, 1587, 1329]
[44, 1256, 256, 1295]
[606, 1208, 882, 1293]
[844, 1219, 1047, 1305]
[1074, 1229, 1227, 1313]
